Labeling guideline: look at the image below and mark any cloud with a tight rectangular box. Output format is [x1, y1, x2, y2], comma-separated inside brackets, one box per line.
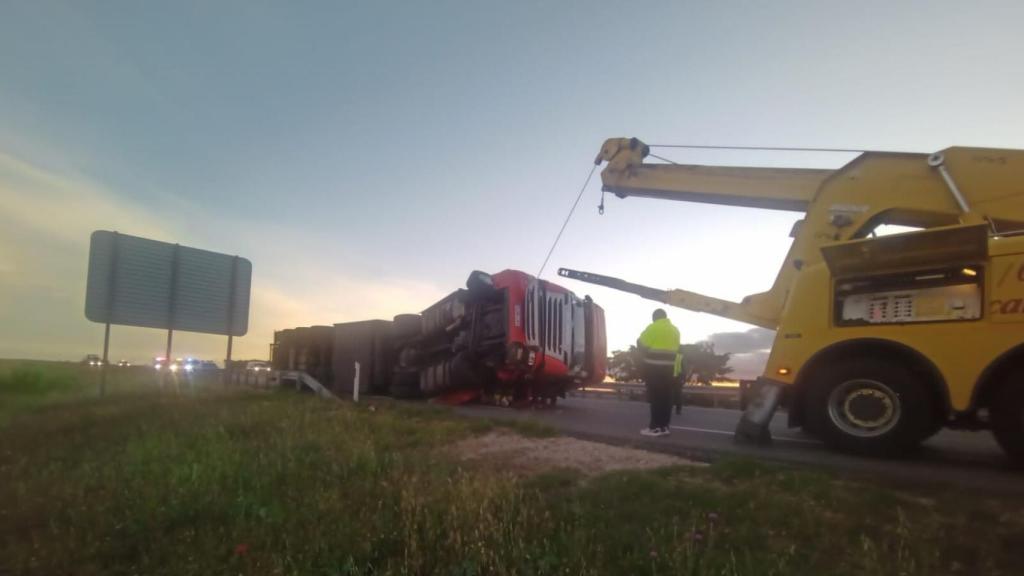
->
[249, 275, 446, 337]
[0, 150, 447, 363]
[726, 351, 770, 381]
[707, 327, 775, 354]
[0, 152, 174, 246]
[699, 327, 776, 380]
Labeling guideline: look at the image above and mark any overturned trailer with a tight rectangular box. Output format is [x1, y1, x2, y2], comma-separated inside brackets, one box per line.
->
[272, 269, 607, 404]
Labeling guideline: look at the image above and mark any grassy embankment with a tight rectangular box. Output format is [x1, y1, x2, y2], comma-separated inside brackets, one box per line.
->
[1, 360, 1022, 575]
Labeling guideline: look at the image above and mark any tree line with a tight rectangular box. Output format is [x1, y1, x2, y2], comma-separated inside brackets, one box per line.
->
[607, 342, 733, 385]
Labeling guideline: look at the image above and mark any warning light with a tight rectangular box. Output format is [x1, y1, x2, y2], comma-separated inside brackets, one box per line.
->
[777, 367, 791, 376]
[961, 268, 978, 277]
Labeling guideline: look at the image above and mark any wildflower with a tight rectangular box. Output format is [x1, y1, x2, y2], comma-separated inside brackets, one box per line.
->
[234, 543, 249, 556]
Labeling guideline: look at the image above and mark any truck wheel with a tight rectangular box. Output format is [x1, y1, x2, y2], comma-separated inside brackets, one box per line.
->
[805, 357, 932, 457]
[393, 314, 421, 340]
[466, 270, 496, 296]
[991, 369, 1024, 465]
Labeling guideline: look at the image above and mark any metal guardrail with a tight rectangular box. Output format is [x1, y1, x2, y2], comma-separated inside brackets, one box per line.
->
[227, 368, 339, 400]
[227, 368, 274, 388]
[570, 382, 744, 409]
[234, 368, 746, 410]
[275, 370, 337, 399]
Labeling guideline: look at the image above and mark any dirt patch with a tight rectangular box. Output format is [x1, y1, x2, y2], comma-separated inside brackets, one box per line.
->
[453, 431, 704, 476]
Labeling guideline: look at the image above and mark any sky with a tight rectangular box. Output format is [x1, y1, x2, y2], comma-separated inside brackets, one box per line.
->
[2, 0, 1023, 377]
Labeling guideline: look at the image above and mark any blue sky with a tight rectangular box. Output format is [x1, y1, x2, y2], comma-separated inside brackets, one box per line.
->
[2, 1, 1023, 375]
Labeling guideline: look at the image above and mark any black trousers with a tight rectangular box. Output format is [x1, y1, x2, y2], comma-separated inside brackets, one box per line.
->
[644, 364, 674, 429]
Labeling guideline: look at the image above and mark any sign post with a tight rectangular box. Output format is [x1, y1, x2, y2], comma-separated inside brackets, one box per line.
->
[224, 255, 240, 386]
[162, 244, 180, 390]
[353, 362, 360, 403]
[100, 322, 111, 396]
[98, 232, 120, 396]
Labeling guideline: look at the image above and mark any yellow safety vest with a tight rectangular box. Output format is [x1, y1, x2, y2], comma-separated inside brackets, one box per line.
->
[638, 318, 682, 377]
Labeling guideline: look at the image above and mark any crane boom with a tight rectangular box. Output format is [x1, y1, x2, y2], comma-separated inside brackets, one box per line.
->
[557, 268, 776, 330]
[581, 137, 1024, 327]
[595, 138, 832, 211]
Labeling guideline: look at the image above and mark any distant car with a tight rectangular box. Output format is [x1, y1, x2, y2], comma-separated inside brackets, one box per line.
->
[151, 357, 211, 372]
[176, 358, 205, 373]
[153, 357, 187, 372]
[182, 360, 217, 372]
[83, 354, 104, 367]
[116, 360, 131, 367]
[246, 361, 270, 372]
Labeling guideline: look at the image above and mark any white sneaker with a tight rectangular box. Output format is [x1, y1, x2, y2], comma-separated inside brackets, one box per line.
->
[640, 428, 659, 436]
[656, 427, 671, 437]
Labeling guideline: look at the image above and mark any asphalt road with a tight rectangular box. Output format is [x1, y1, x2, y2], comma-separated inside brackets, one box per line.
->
[454, 396, 1024, 494]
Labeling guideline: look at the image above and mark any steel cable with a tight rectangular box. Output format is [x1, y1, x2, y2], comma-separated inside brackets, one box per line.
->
[537, 164, 598, 278]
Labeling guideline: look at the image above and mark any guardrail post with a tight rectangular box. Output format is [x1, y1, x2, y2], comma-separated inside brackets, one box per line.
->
[353, 362, 360, 403]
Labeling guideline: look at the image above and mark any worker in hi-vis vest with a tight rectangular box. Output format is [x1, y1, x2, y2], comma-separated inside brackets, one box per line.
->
[636, 309, 682, 437]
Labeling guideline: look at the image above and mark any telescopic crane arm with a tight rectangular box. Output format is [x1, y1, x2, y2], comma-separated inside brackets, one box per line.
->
[556, 268, 776, 330]
[571, 137, 1024, 328]
[594, 137, 831, 212]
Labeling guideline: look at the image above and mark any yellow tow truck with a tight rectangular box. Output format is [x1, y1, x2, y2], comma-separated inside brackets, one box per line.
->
[560, 137, 1024, 460]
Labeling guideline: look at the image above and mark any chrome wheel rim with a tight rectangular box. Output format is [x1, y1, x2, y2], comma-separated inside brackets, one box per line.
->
[827, 379, 901, 438]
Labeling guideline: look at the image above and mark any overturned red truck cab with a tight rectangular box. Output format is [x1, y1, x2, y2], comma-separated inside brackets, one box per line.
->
[271, 269, 606, 404]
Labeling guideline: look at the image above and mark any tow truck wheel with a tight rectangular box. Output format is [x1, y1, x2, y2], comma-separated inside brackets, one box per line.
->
[990, 368, 1024, 465]
[806, 357, 932, 457]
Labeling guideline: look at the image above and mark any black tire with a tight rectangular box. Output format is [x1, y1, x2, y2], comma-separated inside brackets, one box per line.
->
[804, 357, 933, 457]
[465, 270, 496, 296]
[393, 314, 421, 340]
[991, 368, 1024, 465]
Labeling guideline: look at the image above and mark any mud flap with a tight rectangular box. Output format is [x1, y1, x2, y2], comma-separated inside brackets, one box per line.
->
[734, 378, 783, 445]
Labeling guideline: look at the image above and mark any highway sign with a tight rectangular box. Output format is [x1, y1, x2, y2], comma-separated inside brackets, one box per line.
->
[85, 231, 251, 336]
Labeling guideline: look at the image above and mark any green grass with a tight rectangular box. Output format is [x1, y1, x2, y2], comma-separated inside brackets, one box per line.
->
[0, 359, 215, 424]
[0, 360, 90, 424]
[1, 361, 1022, 575]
